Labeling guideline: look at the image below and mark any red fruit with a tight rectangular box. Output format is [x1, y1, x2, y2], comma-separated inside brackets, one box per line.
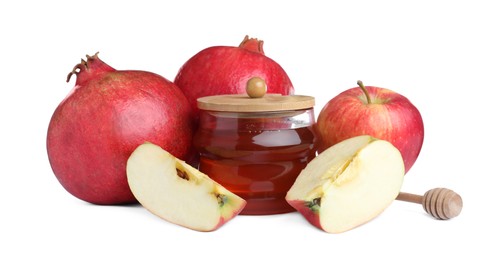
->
[47, 53, 194, 205]
[316, 81, 424, 173]
[174, 35, 295, 119]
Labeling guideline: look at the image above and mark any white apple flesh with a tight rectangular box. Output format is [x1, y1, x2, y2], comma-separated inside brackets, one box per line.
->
[286, 135, 405, 233]
[126, 142, 246, 232]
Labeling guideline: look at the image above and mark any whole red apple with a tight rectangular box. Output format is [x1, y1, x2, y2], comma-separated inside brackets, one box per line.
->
[316, 81, 424, 173]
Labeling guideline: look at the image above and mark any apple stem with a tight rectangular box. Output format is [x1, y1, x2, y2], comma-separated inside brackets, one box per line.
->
[357, 80, 372, 104]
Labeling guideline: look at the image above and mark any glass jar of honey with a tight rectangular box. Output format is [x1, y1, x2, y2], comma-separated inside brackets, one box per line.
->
[193, 78, 317, 215]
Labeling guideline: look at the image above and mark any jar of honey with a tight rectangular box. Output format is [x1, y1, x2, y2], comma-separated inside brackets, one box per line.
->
[193, 77, 317, 215]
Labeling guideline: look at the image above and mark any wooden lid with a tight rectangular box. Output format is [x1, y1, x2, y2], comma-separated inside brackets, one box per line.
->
[197, 77, 315, 112]
[197, 93, 315, 112]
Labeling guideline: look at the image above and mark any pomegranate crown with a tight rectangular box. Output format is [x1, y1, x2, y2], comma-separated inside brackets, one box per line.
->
[66, 52, 115, 85]
[66, 52, 101, 83]
[239, 35, 264, 54]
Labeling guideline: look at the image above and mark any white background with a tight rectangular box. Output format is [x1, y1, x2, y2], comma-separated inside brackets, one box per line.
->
[1, 0, 498, 259]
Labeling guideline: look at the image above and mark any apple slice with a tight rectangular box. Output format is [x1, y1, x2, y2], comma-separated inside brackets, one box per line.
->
[126, 142, 246, 232]
[286, 135, 405, 233]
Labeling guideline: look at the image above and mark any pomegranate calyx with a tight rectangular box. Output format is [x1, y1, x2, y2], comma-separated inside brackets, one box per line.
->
[66, 52, 115, 85]
[238, 35, 264, 54]
[66, 59, 87, 83]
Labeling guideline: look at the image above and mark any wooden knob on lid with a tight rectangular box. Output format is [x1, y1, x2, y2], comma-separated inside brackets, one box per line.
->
[197, 77, 314, 112]
[396, 188, 463, 220]
[246, 77, 267, 98]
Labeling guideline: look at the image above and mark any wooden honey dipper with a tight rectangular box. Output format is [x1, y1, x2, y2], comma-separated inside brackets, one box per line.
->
[396, 188, 463, 220]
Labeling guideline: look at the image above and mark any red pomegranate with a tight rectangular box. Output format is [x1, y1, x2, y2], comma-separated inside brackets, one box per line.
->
[47, 53, 194, 205]
[174, 35, 295, 119]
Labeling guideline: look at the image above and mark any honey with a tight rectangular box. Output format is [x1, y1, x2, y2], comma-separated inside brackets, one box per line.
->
[194, 77, 316, 214]
[194, 109, 317, 215]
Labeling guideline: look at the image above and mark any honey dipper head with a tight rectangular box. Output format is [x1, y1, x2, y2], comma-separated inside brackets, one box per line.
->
[423, 188, 462, 220]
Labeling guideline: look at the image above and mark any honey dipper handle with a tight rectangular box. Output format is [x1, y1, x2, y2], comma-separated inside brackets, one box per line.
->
[396, 192, 423, 204]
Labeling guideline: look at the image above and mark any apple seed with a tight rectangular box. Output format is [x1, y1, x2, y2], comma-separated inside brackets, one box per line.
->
[176, 169, 190, 181]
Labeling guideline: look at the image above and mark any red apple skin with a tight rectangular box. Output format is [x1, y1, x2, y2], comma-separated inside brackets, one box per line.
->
[287, 200, 322, 231]
[212, 203, 247, 231]
[157, 201, 246, 232]
[180, 200, 246, 232]
[316, 86, 424, 173]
